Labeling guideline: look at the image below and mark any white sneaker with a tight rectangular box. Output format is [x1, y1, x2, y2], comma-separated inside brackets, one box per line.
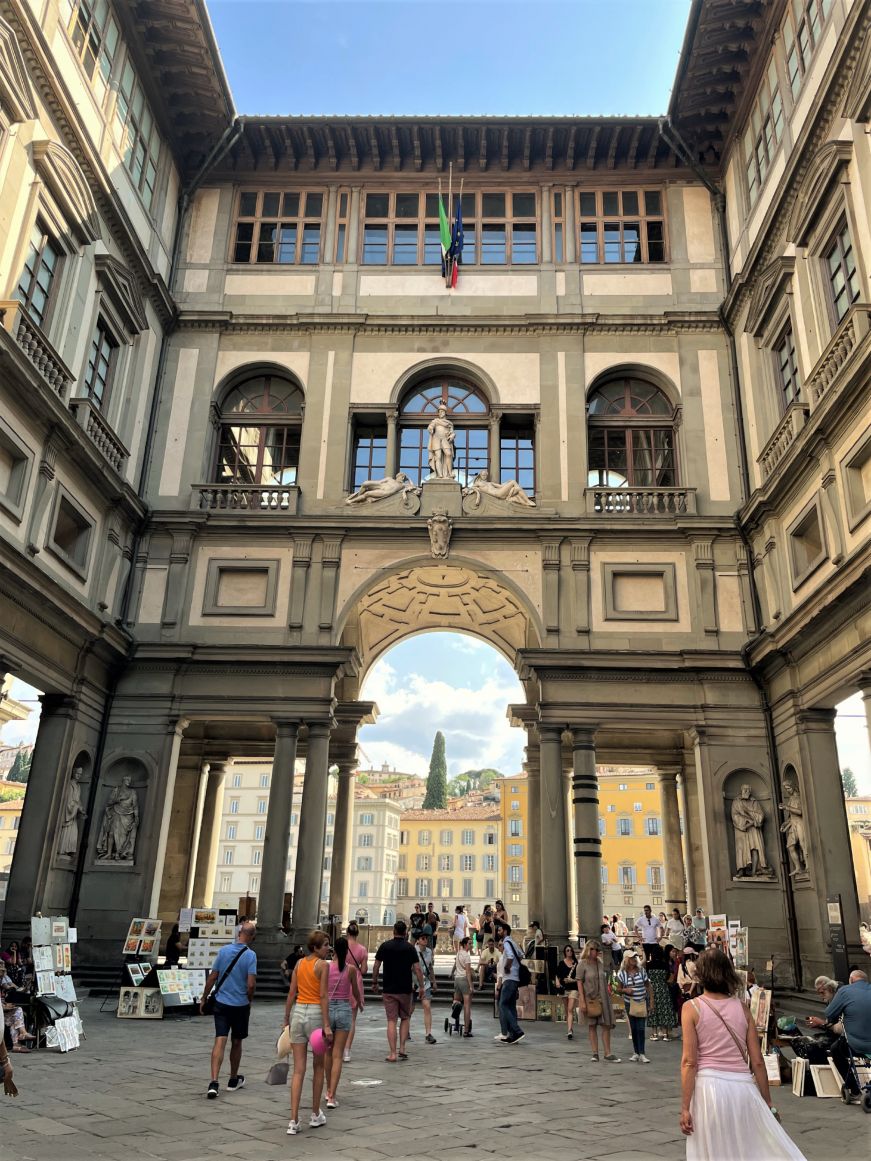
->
[343, 1049, 351, 1063]
[309, 1111, 327, 1128]
[494, 1033, 509, 1040]
[639, 1054, 651, 1064]
[630, 1053, 639, 1062]
[287, 1121, 300, 1136]
[326, 1095, 338, 1109]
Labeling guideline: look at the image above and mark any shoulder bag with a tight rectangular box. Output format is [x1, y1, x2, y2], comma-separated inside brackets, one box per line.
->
[583, 966, 604, 1017]
[624, 972, 649, 1018]
[203, 945, 249, 1015]
[505, 939, 531, 986]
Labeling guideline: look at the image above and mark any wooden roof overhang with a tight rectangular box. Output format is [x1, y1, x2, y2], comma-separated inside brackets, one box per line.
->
[214, 116, 686, 177]
[668, 0, 788, 165]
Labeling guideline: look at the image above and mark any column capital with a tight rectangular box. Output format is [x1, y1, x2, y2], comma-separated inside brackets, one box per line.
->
[856, 671, 871, 697]
[272, 719, 300, 738]
[796, 708, 838, 731]
[536, 724, 564, 744]
[656, 766, 681, 785]
[306, 720, 334, 739]
[335, 762, 357, 778]
[570, 726, 596, 749]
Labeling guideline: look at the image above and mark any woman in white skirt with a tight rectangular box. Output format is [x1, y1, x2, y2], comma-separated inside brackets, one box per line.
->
[679, 949, 806, 1161]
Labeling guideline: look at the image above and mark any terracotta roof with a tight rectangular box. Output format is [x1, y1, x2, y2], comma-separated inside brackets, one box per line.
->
[402, 807, 499, 821]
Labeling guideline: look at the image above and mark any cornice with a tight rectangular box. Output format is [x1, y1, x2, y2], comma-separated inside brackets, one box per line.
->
[2, 1, 176, 326]
[174, 309, 725, 337]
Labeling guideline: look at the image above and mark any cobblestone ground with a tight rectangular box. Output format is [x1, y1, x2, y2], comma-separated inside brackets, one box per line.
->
[1, 998, 868, 1161]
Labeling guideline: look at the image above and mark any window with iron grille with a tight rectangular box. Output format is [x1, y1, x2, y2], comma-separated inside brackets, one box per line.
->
[775, 323, 801, 409]
[84, 317, 118, 408]
[233, 190, 324, 264]
[587, 377, 678, 488]
[577, 189, 665, 264]
[825, 220, 860, 324]
[743, 59, 784, 205]
[216, 374, 303, 487]
[15, 222, 60, 330]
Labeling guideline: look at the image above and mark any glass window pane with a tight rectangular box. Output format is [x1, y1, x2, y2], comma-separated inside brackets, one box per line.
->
[425, 193, 440, 217]
[277, 224, 297, 263]
[256, 222, 277, 262]
[603, 191, 619, 216]
[482, 193, 505, 217]
[392, 224, 418, 264]
[365, 193, 389, 218]
[262, 193, 280, 217]
[624, 222, 641, 263]
[512, 192, 535, 217]
[603, 223, 622, 263]
[480, 224, 506, 263]
[646, 220, 664, 263]
[644, 190, 662, 216]
[424, 225, 442, 264]
[553, 191, 563, 216]
[579, 192, 596, 216]
[304, 192, 323, 218]
[362, 225, 388, 264]
[339, 193, 348, 216]
[239, 192, 257, 217]
[395, 193, 419, 218]
[512, 223, 537, 264]
[554, 223, 564, 263]
[460, 226, 475, 264]
[281, 193, 299, 217]
[622, 191, 639, 216]
[580, 222, 598, 262]
[300, 226, 320, 263]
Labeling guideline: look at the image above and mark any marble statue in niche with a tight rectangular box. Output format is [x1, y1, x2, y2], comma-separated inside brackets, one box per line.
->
[779, 777, 809, 878]
[730, 784, 775, 880]
[57, 767, 87, 858]
[96, 775, 140, 862]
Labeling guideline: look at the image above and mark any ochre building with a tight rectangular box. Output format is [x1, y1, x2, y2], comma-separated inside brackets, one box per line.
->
[0, 0, 870, 985]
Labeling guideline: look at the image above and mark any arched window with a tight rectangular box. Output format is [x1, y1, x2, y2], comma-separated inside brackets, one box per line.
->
[587, 376, 678, 488]
[215, 373, 303, 487]
[399, 377, 489, 486]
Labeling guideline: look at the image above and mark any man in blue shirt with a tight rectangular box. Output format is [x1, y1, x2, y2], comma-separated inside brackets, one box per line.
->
[823, 969, 871, 1099]
[199, 921, 257, 1099]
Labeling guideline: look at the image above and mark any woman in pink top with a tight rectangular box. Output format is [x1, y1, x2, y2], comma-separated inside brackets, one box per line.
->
[680, 949, 806, 1160]
[343, 921, 368, 1063]
[324, 937, 362, 1110]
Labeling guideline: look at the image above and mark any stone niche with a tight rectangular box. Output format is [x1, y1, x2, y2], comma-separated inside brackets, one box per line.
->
[722, 769, 777, 883]
[91, 757, 148, 869]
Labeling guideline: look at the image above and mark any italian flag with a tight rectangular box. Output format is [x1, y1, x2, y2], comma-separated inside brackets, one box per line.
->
[439, 195, 452, 263]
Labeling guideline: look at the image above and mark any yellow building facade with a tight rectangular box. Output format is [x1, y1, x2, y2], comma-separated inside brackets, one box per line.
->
[847, 797, 871, 924]
[499, 774, 529, 929]
[599, 769, 668, 920]
[397, 806, 500, 923]
[0, 795, 26, 874]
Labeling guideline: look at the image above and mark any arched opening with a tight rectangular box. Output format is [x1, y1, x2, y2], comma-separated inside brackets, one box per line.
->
[587, 374, 679, 488]
[214, 370, 304, 487]
[398, 375, 489, 487]
[356, 630, 527, 927]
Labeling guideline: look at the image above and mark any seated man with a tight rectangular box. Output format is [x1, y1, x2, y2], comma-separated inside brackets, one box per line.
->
[478, 939, 499, 988]
[822, 969, 871, 1099]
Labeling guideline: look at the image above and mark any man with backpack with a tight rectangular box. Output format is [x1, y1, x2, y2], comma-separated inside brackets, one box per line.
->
[495, 923, 526, 1045]
[199, 920, 257, 1099]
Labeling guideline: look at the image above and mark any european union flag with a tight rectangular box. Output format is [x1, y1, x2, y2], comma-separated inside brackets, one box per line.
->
[448, 197, 464, 287]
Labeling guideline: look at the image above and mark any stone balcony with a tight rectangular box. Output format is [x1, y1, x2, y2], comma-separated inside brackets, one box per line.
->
[807, 303, 871, 408]
[68, 397, 129, 474]
[193, 482, 301, 514]
[757, 402, 810, 480]
[0, 300, 73, 399]
[584, 486, 697, 515]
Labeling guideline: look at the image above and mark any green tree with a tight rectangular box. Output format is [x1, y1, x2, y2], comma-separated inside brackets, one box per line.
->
[7, 748, 31, 784]
[422, 731, 448, 810]
[841, 767, 858, 798]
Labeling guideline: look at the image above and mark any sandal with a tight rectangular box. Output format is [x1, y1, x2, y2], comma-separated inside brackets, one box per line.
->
[384, 1055, 397, 1063]
[398, 1052, 409, 1060]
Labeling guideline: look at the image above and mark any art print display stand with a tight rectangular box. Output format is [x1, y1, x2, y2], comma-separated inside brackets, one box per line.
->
[31, 914, 82, 1051]
[105, 916, 162, 1015]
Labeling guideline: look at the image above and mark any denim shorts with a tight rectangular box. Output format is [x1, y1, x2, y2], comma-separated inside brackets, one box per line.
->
[329, 999, 352, 1033]
[290, 1002, 323, 1044]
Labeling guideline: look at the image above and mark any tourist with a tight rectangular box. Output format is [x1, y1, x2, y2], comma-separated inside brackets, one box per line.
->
[495, 923, 525, 1044]
[815, 968, 871, 1101]
[0, 961, 33, 1052]
[284, 930, 333, 1135]
[343, 922, 368, 1062]
[494, 899, 509, 930]
[678, 948, 700, 998]
[409, 903, 425, 941]
[555, 944, 579, 1040]
[451, 935, 474, 1036]
[576, 941, 620, 1063]
[681, 913, 696, 949]
[666, 946, 685, 1021]
[371, 919, 424, 1062]
[690, 908, 708, 952]
[452, 904, 471, 951]
[612, 914, 629, 944]
[413, 929, 438, 1044]
[280, 945, 306, 988]
[424, 901, 441, 945]
[600, 922, 623, 969]
[198, 919, 257, 1099]
[478, 905, 495, 948]
[665, 908, 686, 946]
[647, 945, 678, 1042]
[680, 949, 805, 1159]
[0, 1031, 18, 1095]
[525, 920, 545, 957]
[164, 924, 183, 967]
[324, 936, 363, 1110]
[635, 904, 662, 963]
[478, 937, 499, 988]
[1, 943, 25, 987]
[617, 952, 652, 1063]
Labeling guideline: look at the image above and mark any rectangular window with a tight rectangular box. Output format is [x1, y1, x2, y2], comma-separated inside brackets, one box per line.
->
[620, 865, 635, 889]
[220, 873, 232, 892]
[438, 854, 453, 871]
[15, 222, 60, 330]
[508, 864, 522, 883]
[357, 856, 373, 871]
[485, 877, 495, 896]
[226, 824, 237, 840]
[500, 416, 535, 495]
[68, 0, 119, 90]
[325, 834, 333, 848]
[115, 59, 161, 209]
[232, 190, 323, 264]
[645, 782, 655, 791]
[260, 774, 270, 788]
[484, 854, 496, 871]
[826, 220, 860, 324]
[461, 854, 475, 872]
[744, 59, 784, 204]
[646, 817, 661, 836]
[601, 864, 608, 885]
[400, 830, 409, 845]
[334, 189, 349, 262]
[397, 877, 409, 896]
[598, 818, 606, 836]
[358, 881, 368, 898]
[438, 877, 452, 896]
[249, 875, 259, 891]
[359, 833, 373, 848]
[783, 0, 834, 98]
[229, 799, 239, 814]
[254, 825, 264, 840]
[232, 773, 242, 788]
[416, 877, 431, 897]
[509, 819, 521, 837]
[351, 422, 388, 490]
[511, 801, 520, 812]
[257, 800, 267, 814]
[647, 866, 663, 892]
[223, 849, 233, 865]
[552, 189, 565, 262]
[618, 818, 632, 836]
[416, 854, 431, 871]
[577, 189, 665, 264]
[607, 804, 616, 813]
[618, 783, 628, 791]
[82, 316, 118, 408]
[775, 323, 801, 408]
[418, 829, 432, 845]
[359, 812, 375, 825]
[439, 829, 453, 846]
[291, 813, 299, 826]
[633, 802, 643, 812]
[484, 830, 496, 846]
[508, 843, 523, 857]
[252, 849, 262, 866]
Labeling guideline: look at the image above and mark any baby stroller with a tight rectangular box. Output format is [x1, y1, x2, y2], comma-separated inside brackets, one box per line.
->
[444, 999, 471, 1037]
[838, 1041, 871, 1112]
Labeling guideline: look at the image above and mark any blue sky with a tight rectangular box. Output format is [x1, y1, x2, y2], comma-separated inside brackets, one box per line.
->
[206, 0, 693, 117]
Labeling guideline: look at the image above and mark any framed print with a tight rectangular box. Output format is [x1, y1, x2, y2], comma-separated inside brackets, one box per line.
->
[117, 988, 142, 1018]
[62, 943, 72, 972]
[127, 919, 146, 939]
[193, 908, 217, 926]
[128, 964, 145, 985]
[55, 975, 77, 1003]
[51, 917, 69, 942]
[123, 936, 140, 955]
[750, 987, 771, 1032]
[143, 920, 161, 937]
[138, 937, 157, 957]
[33, 945, 53, 972]
[36, 970, 56, 995]
[141, 988, 164, 1018]
[31, 917, 52, 945]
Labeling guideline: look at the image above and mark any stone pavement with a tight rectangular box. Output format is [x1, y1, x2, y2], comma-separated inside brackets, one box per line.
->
[1, 998, 867, 1161]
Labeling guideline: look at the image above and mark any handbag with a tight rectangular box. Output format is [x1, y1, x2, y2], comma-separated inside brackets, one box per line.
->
[203, 944, 249, 1015]
[629, 998, 648, 1018]
[265, 1060, 289, 1085]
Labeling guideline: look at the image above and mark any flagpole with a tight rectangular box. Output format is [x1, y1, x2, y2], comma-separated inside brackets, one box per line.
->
[446, 162, 453, 288]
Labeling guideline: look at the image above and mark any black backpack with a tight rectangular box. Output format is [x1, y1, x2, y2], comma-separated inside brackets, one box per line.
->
[506, 938, 531, 986]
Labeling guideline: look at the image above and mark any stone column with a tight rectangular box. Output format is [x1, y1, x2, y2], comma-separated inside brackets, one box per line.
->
[258, 723, 300, 930]
[385, 407, 398, 476]
[658, 767, 687, 913]
[860, 675, 871, 750]
[524, 740, 542, 925]
[488, 408, 502, 481]
[677, 767, 697, 910]
[538, 725, 569, 941]
[191, 761, 229, 907]
[571, 728, 601, 940]
[328, 760, 356, 921]
[4, 694, 77, 931]
[292, 722, 332, 930]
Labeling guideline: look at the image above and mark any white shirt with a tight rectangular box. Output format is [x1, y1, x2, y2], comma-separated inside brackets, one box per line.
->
[636, 914, 661, 943]
[666, 918, 685, 939]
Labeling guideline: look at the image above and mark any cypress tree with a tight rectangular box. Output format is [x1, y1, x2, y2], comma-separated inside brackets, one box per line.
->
[422, 731, 448, 810]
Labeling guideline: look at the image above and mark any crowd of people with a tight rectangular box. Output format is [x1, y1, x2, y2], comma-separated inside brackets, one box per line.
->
[0, 939, 36, 1055]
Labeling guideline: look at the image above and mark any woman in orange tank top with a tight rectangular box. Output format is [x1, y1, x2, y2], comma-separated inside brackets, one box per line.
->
[284, 930, 333, 1136]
